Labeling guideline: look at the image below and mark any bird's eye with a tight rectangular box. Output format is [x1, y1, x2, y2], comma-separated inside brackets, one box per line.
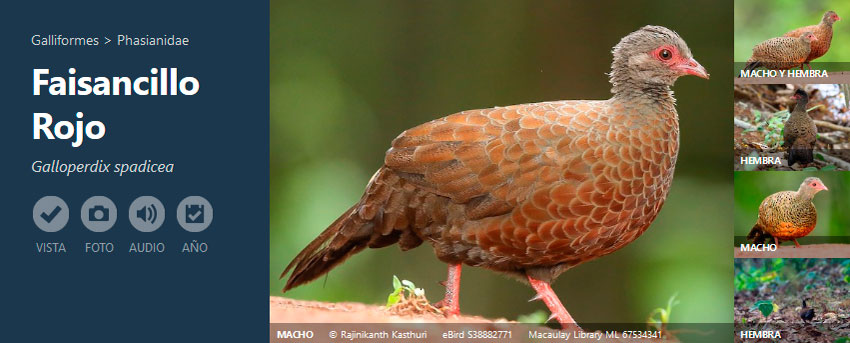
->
[659, 49, 672, 60]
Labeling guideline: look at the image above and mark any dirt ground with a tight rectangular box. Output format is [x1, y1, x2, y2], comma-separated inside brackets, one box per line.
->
[734, 244, 850, 258]
[269, 296, 506, 323]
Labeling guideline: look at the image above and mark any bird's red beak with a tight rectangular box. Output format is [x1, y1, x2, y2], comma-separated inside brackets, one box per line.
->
[677, 57, 709, 79]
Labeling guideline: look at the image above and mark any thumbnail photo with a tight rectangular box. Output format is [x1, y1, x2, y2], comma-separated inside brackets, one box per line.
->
[270, 0, 729, 339]
[734, 84, 850, 170]
[734, 258, 850, 342]
[735, 0, 847, 73]
[734, 172, 850, 258]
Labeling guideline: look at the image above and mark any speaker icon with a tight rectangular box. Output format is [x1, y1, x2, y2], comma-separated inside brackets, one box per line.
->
[128, 196, 165, 232]
[135, 204, 158, 223]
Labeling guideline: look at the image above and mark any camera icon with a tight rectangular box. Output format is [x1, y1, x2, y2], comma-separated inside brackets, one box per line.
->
[88, 205, 110, 222]
[81, 196, 117, 232]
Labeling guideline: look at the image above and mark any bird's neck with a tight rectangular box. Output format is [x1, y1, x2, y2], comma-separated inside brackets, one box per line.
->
[611, 84, 676, 111]
[793, 101, 808, 114]
[795, 189, 816, 202]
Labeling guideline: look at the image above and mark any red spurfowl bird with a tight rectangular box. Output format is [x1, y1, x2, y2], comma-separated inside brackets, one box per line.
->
[282, 25, 708, 328]
[800, 299, 815, 322]
[784, 10, 841, 69]
[745, 32, 817, 71]
[747, 177, 827, 248]
[784, 89, 817, 166]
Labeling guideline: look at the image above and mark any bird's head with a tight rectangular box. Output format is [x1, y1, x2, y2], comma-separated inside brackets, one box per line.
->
[799, 177, 828, 198]
[609, 25, 708, 95]
[791, 89, 809, 108]
[800, 31, 818, 43]
[823, 11, 841, 25]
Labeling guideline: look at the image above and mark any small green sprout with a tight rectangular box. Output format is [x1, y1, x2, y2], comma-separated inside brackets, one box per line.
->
[647, 293, 679, 333]
[386, 275, 424, 307]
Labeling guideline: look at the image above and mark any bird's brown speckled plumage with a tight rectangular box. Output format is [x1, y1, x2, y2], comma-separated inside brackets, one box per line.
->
[282, 25, 708, 326]
[784, 11, 840, 65]
[747, 177, 827, 247]
[745, 32, 816, 71]
[784, 90, 817, 165]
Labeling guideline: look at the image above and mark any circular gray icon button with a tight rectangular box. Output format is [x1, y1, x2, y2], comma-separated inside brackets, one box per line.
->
[33, 196, 69, 232]
[80, 196, 117, 232]
[128, 196, 165, 232]
[176, 196, 213, 232]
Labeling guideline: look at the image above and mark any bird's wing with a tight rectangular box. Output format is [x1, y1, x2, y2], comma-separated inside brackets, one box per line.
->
[385, 101, 585, 220]
[754, 38, 803, 61]
[783, 119, 799, 147]
[808, 121, 818, 144]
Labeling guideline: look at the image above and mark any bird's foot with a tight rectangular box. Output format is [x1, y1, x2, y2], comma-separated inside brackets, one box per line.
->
[527, 275, 582, 330]
[435, 263, 462, 316]
[793, 239, 801, 248]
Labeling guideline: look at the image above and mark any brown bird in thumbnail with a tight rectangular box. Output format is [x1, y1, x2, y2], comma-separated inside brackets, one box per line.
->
[281, 25, 708, 328]
[783, 89, 817, 166]
[747, 177, 827, 248]
[784, 11, 841, 69]
[800, 299, 815, 322]
[744, 32, 817, 71]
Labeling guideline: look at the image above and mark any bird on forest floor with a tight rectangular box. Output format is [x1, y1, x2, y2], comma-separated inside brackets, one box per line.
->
[783, 89, 817, 166]
[281, 25, 708, 329]
[745, 32, 817, 71]
[747, 177, 827, 248]
[784, 11, 841, 69]
[800, 299, 815, 322]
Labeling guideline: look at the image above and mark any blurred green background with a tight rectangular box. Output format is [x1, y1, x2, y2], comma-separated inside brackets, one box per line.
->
[271, 0, 732, 324]
[734, 172, 850, 238]
[735, 0, 850, 63]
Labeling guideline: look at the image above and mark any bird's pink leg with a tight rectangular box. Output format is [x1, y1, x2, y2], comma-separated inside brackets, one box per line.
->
[437, 263, 462, 316]
[793, 239, 801, 248]
[774, 237, 780, 246]
[527, 275, 581, 330]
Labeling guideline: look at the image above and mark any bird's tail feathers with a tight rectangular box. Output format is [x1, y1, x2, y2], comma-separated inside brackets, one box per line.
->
[747, 223, 772, 244]
[281, 168, 420, 292]
[281, 205, 368, 292]
[788, 146, 814, 166]
[744, 61, 761, 72]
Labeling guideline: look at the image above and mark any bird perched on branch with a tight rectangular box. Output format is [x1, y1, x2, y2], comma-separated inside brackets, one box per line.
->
[747, 177, 827, 248]
[784, 89, 817, 166]
[281, 25, 708, 328]
[784, 11, 841, 69]
[745, 32, 817, 71]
